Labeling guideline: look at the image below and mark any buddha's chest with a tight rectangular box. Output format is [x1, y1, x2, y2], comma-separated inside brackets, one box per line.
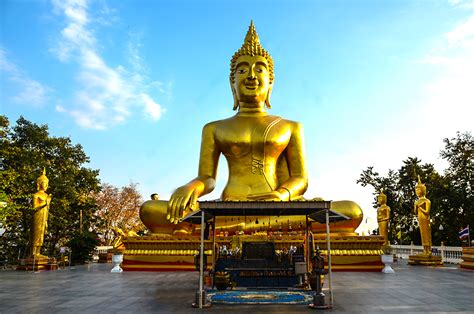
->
[35, 192, 49, 202]
[215, 117, 291, 159]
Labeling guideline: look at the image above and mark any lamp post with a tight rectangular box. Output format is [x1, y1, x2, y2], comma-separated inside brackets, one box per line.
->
[408, 225, 414, 255]
[439, 224, 445, 262]
[439, 224, 444, 245]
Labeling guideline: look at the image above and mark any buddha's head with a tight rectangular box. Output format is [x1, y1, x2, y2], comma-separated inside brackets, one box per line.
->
[377, 189, 387, 206]
[36, 167, 49, 191]
[415, 175, 426, 197]
[230, 21, 274, 110]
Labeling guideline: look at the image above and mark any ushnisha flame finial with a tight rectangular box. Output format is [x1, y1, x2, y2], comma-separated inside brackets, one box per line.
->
[416, 175, 426, 194]
[37, 167, 49, 184]
[230, 20, 274, 84]
[416, 175, 424, 186]
[243, 20, 260, 50]
[378, 188, 387, 204]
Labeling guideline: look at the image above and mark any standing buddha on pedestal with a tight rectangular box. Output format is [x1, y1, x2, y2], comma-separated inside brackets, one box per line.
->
[31, 168, 52, 258]
[377, 189, 390, 246]
[414, 176, 432, 255]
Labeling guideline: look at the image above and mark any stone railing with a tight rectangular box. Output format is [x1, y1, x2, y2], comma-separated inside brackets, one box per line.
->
[95, 245, 114, 254]
[93, 246, 114, 262]
[390, 243, 463, 264]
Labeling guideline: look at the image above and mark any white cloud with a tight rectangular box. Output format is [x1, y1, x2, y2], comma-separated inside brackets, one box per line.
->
[141, 93, 165, 120]
[449, 0, 474, 9]
[0, 48, 51, 106]
[445, 15, 474, 45]
[420, 15, 474, 132]
[50, 0, 166, 130]
[55, 104, 66, 112]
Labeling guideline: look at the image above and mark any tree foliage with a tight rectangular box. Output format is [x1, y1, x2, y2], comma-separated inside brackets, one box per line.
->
[68, 230, 100, 265]
[440, 131, 474, 233]
[92, 182, 145, 245]
[0, 116, 100, 262]
[358, 132, 473, 246]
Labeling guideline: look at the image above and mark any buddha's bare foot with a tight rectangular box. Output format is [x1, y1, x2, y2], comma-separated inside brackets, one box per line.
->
[34, 253, 48, 259]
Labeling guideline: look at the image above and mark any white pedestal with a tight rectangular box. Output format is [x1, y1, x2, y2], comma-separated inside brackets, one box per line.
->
[381, 254, 395, 273]
[111, 254, 123, 273]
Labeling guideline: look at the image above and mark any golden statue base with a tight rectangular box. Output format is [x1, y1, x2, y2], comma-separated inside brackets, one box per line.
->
[16, 256, 58, 271]
[122, 234, 385, 272]
[313, 234, 385, 271]
[460, 247, 474, 270]
[122, 235, 213, 271]
[408, 254, 443, 266]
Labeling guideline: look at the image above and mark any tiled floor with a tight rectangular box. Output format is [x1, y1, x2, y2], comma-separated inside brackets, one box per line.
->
[0, 260, 472, 313]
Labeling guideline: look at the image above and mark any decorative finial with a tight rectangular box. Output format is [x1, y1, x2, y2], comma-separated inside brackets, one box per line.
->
[378, 188, 387, 203]
[416, 175, 426, 191]
[243, 20, 260, 49]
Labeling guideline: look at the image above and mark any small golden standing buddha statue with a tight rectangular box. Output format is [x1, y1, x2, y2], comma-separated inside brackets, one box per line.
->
[414, 176, 432, 255]
[140, 22, 363, 235]
[376, 189, 390, 246]
[31, 168, 52, 258]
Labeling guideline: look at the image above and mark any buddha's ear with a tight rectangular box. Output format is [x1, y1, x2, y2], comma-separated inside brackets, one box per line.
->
[231, 82, 239, 110]
[265, 83, 273, 109]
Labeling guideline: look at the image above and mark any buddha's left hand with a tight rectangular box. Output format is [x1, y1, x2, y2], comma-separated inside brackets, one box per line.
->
[247, 190, 289, 201]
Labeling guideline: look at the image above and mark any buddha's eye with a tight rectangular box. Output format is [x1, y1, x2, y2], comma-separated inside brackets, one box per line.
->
[237, 68, 247, 74]
[256, 68, 263, 73]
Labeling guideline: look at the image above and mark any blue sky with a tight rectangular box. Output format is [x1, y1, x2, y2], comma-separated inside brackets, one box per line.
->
[2, 0, 474, 233]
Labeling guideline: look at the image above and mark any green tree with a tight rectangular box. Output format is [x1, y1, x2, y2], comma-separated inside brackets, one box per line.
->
[358, 157, 449, 245]
[440, 131, 474, 244]
[358, 132, 473, 246]
[68, 230, 100, 265]
[0, 116, 101, 263]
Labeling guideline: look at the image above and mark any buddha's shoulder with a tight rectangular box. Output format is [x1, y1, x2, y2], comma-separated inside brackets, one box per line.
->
[271, 116, 303, 130]
[202, 119, 227, 130]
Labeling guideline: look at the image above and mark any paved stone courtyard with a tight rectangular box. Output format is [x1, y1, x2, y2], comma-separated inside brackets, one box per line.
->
[0, 259, 473, 313]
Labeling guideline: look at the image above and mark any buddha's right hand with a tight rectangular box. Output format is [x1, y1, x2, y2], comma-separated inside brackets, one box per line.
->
[167, 185, 199, 224]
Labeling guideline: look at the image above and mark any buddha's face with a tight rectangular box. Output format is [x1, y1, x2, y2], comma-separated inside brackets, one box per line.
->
[377, 195, 386, 206]
[38, 180, 48, 191]
[232, 55, 271, 106]
[415, 186, 425, 197]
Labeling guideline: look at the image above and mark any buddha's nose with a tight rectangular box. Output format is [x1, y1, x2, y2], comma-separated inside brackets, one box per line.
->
[248, 65, 257, 79]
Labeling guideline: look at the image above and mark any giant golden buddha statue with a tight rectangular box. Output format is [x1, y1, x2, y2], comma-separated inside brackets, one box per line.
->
[140, 22, 363, 236]
[31, 168, 52, 258]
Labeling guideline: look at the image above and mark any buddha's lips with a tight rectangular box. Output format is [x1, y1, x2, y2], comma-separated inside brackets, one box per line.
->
[245, 84, 258, 89]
